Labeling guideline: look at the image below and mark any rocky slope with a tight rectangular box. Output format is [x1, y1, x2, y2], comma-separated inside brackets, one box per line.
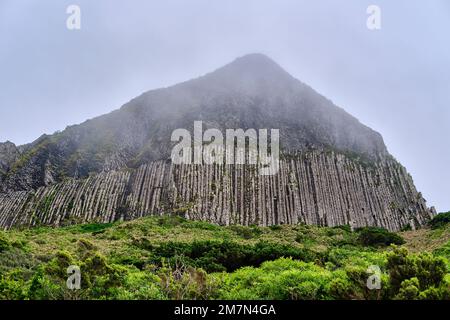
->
[0, 149, 434, 231]
[0, 54, 435, 230]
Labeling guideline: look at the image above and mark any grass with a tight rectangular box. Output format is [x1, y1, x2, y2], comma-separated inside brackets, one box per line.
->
[0, 215, 449, 300]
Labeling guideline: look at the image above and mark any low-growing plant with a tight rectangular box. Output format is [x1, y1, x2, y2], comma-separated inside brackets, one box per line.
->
[357, 227, 405, 246]
[148, 240, 319, 273]
[269, 224, 282, 231]
[228, 225, 262, 239]
[429, 212, 450, 229]
[0, 215, 448, 300]
[387, 246, 448, 299]
[0, 233, 10, 252]
[73, 222, 114, 234]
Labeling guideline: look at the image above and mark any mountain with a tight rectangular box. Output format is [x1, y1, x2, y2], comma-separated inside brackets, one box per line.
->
[0, 54, 435, 230]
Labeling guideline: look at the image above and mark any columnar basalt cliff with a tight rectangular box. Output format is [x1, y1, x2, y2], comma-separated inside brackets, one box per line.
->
[0, 54, 435, 230]
[0, 150, 433, 231]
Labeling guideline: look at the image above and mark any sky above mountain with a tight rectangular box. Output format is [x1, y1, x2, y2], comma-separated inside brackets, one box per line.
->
[0, 0, 449, 212]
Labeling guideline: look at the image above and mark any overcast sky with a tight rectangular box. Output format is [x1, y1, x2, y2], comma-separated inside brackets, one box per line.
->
[0, 0, 449, 212]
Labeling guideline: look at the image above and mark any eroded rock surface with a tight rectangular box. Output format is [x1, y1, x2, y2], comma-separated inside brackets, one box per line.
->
[0, 54, 434, 230]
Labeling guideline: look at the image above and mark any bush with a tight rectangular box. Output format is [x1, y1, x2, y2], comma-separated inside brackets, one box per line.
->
[149, 240, 320, 273]
[158, 263, 219, 300]
[344, 264, 390, 300]
[0, 270, 29, 299]
[81, 253, 128, 298]
[387, 246, 448, 298]
[357, 227, 404, 246]
[43, 250, 76, 278]
[395, 277, 448, 300]
[27, 267, 65, 300]
[325, 247, 386, 270]
[157, 215, 186, 228]
[429, 212, 450, 229]
[182, 220, 220, 231]
[77, 238, 97, 259]
[433, 241, 450, 263]
[269, 225, 282, 231]
[333, 224, 352, 233]
[112, 271, 165, 299]
[328, 274, 356, 299]
[395, 277, 421, 300]
[72, 222, 114, 234]
[0, 233, 10, 252]
[229, 225, 262, 239]
[218, 258, 353, 300]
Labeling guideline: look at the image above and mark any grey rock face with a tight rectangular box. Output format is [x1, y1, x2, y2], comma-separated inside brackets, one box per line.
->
[0, 141, 20, 172]
[0, 54, 434, 230]
[0, 54, 387, 191]
[0, 150, 433, 231]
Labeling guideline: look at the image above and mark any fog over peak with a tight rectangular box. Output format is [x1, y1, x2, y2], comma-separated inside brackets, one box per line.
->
[0, 1, 449, 212]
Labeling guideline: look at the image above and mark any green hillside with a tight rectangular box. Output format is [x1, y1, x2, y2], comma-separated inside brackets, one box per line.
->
[0, 213, 449, 300]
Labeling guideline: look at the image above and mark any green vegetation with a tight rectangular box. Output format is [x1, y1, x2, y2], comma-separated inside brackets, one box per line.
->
[147, 240, 319, 273]
[429, 212, 450, 229]
[0, 215, 449, 300]
[387, 246, 449, 299]
[8, 137, 52, 175]
[357, 227, 405, 246]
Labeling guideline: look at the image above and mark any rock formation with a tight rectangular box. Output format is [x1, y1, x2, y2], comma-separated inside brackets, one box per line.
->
[0, 54, 435, 230]
[0, 149, 433, 231]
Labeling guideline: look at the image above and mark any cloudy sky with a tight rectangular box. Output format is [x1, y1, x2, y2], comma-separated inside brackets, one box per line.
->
[0, 0, 449, 212]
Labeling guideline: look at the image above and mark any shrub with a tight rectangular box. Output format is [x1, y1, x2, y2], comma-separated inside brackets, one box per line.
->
[400, 224, 412, 232]
[433, 241, 450, 263]
[395, 277, 420, 300]
[387, 246, 447, 297]
[73, 222, 114, 234]
[157, 215, 186, 228]
[112, 271, 165, 299]
[325, 247, 386, 270]
[429, 211, 450, 229]
[229, 225, 262, 239]
[265, 268, 331, 299]
[43, 250, 76, 278]
[77, 238, 96, 258]
[27, 268, 64, 300]
[0, 247, 36, 276]
[0, 233, 10, 252]
[269, 225, 282, 231]
[217, 266, 266, 299]
[158, 259, 219, 300]
[344, 264, 390, 300]
[218, 258, 352, 300]
[418, 286, 442, 300]
[333, 225, 352, 233]
[149, 240, 319, 273]
[328, 275, 354, 299]
[82, 253, 128, 299]
[0, 270, 29, 299]
[357, 227, 404, 246]
[395, 278, 448, 300]
[182, 220, 220, 231]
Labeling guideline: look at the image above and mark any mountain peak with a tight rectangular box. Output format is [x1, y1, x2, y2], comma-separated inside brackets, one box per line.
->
[1, 53, 389, 191]
[0, 54, 431, 233]
[228, 53, 282, 69]
[183, 53, 296, 99]
[214, 53, 292, 79]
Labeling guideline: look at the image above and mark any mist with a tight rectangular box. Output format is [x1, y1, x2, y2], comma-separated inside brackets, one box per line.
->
[0, 0, 449, 211]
